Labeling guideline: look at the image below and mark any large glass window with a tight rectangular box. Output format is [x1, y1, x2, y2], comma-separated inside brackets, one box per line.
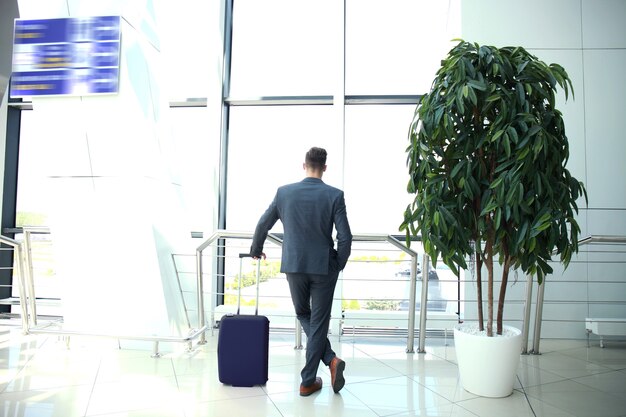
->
[344, 104, 415, 233]
[14, 111, 58, 303]
[226, 105, 340, 232]
[230, 0, 340, 97]
[16, 111, 49, 227]
[224, 0, 463, 319]
[159, 0, 220, 99]
[11, 0, 464, 324]
[169, 107, 219, 234]
[346, 0, 460, 95]
[224, 105, 339, 316]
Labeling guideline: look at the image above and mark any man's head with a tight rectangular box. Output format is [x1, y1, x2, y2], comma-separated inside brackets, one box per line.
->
[304, 147, 327, 177]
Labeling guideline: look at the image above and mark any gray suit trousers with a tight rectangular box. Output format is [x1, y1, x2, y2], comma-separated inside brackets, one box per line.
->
[286, 269, 339, 386]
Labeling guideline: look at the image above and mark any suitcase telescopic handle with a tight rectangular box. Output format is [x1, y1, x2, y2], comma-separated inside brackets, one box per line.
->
[237, 253, 262, 315]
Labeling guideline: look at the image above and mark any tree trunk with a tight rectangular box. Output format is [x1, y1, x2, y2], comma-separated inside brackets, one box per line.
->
[497, 256, 511, 335]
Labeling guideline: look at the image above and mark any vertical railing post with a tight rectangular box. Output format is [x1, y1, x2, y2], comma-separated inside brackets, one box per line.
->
[521, 273, 534, 354]
[387, 235, 421, 353]
[14, 243, 29, 334]
[418, 254, 430, 353]
[531, 270, 545, 354]
[406, 254, 418, 353]
[295, 320, 303, 350]
[0, 235, 30, 334]
[196, 248, 207, 345]
[23, 229, 38, 326]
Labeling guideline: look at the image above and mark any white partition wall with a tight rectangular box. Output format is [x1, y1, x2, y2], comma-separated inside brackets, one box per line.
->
[460, 0, 626, 338]
[16, 0, 190, 340]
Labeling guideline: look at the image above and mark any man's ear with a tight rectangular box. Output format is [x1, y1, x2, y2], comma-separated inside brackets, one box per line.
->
[323, 165, 327, 172]
[303, 163, 307, 170]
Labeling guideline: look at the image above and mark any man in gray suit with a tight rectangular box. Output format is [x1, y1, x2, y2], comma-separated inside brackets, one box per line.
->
[251, 147, 352, 396]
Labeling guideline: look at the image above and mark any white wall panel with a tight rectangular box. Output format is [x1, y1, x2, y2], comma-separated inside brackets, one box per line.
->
[583, 49, 626, 209]
[540, 320, 587, 339]
[461, 0, 582, 48]
[460, 0, 626, 340]
[588, 303, 626, 318]
[586, 209, 626, 236]
[587, 255, 626, 282]
[545, 282, 589, 302]
[582, 0, 626, 48]
[548, 261, 588, 282]
[542, 302, 589, 321]
[589, 283, 626, 303]
[22, 98, 94, 177]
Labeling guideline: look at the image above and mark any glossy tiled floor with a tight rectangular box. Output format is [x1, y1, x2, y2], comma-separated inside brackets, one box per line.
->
[1, 327, 626, 417]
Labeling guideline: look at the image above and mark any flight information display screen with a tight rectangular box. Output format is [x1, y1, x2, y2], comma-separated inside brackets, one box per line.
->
[10, 16, 121, 97]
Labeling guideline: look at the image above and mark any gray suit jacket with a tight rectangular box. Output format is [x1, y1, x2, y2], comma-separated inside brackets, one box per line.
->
[251, 177, 352, 275]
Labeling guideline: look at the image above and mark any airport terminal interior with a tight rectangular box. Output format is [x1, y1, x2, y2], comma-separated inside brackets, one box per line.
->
[1, 1, 625, 416]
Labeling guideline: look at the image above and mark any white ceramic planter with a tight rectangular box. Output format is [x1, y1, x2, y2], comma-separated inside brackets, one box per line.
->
[454, 323, 522, 398]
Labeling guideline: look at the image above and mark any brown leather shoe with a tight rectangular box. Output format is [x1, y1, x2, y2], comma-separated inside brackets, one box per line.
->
[330, 356, 346, 393]
[299, 377, 323, 396]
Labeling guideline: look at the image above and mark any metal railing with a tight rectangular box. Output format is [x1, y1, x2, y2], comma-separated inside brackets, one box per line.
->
[195, 230, 284, 344]
[196, 230, 432, 353]
[12, 227, 618, 355]
[4, 227, 452, 354]
[4, 227, 209, 356]
[522, 235, 626, 354]
[19, 226, 49, 327]
[350, 234, 423, 353]
[2, 226, 56, 329]
[197, 230, 626, 354]
[0, 235, 29, 333]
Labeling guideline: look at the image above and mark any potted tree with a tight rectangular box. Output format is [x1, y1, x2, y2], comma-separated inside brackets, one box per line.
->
[400, 40, 587, 397]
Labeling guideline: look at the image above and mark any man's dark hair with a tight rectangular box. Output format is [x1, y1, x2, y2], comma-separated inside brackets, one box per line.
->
[305, 147, 327, 170]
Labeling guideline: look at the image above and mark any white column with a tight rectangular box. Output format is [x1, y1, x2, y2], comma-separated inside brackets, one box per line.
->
[17, 0, 190, 343]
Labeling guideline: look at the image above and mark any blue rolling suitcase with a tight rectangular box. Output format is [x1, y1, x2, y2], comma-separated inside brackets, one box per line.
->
[217, 253, 269, 387]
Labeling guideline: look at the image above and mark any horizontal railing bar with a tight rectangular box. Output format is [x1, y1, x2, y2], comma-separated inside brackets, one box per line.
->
[222, 95, 425, 107]
[7, 101, 33, 110]
[345, 95, 422, 105]
[169, 97, 209, 107]
[578, 235, 626, 245]
[226, 96, 333, 106]
[3, 226, 51, 234]
[28, 324, 210, 343]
